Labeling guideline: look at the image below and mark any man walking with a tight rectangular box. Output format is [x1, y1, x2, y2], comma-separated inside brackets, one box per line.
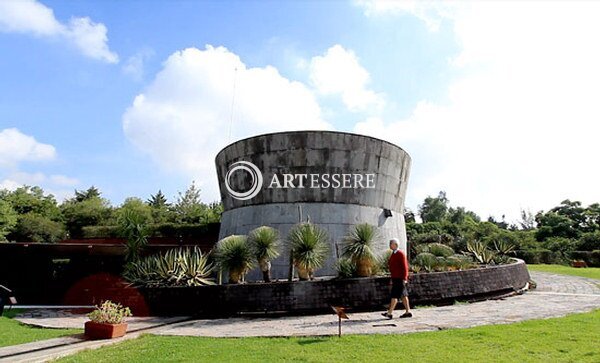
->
[382, 238, 412, 319]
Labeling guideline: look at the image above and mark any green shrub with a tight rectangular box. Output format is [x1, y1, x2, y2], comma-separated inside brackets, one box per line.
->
[375, 250, 392, 275]
[413, 252, 437, 272]
[428, 243, 454, 257]
[82, 225, 120, 238]
[123, 246, 214, 287]
[569, 250, 600, 267]
[445, 254, 474, 270]
[577, 232, 600, 251]
[88, 300, 132, 324]
[515, 249, 565, 264]
[9, 213, 66, 242]
[335, 258, 357, 278]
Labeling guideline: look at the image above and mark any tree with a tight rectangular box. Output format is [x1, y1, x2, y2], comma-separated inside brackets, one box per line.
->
[1, 186, 62, 221]
[147, 190, 168, 208]
[147, 190, 173, 224]
[447, 206, 480, 224]
[518, 209, 536, 230]
[0, 199, 17, 241]
[9, 213, 66, 242]
[173, 182, 207, 224]
[418, 191, 449, 223]
[74, 186, 101, 202]
[61, 194, 112, 238]
[115, 198, 153, 226]
[404, 208, 416, 223]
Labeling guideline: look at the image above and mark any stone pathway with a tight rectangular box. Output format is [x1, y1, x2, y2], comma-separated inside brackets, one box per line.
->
[1, 271, 598, 362]
[155, 271, 600, 337]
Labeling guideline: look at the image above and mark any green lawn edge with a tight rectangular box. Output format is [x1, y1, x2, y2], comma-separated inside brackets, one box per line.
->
[58, 309, 600, 363]
[527, 264, 600, 280]
[0, 310, 81, 348]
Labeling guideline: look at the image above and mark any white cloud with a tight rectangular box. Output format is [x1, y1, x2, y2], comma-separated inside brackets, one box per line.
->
[123, 45, 331, 201]
[0, 128, 56, 167]
[122, 49, 154, 81]
[355, 2, 600, 221]
[0, 0, 118, 63]
[0, 128, 78, 199]
[357, 0, 454, 32]
[309, 44, 384, 112]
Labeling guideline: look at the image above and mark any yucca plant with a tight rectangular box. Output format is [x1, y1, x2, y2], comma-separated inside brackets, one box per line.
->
[214, 235, 254, 284]
[341, 223, 378, 277]
[248, 226, 280, 282]
[119, 209, 149, 262]
[123, 247, 214, 287]
[288, 223, 329, 280]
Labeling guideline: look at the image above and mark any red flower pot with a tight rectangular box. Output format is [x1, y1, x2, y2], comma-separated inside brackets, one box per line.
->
[84, 321, 128, 340]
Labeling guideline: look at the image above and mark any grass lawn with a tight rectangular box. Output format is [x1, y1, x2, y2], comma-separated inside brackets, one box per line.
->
[0, 309, 81, 348]
[528, 264, 600, 280]
[58, 310, 600, 363]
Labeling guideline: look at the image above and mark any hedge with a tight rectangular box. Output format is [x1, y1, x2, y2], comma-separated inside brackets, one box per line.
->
[569, 250, 600, 267]
[81, 222, 220, 239]
[514, 249, 566, 265]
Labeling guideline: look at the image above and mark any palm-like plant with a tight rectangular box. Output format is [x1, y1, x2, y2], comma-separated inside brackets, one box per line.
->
[248, 226, 280, 282]
[341, 223, 378, 277]
[288, 223, 329, 280]
[119, 209, 149, 262]
[214, 235, 254, 284]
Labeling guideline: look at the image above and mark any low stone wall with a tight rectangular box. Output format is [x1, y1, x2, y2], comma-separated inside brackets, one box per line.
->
[139, 259, 530, 317]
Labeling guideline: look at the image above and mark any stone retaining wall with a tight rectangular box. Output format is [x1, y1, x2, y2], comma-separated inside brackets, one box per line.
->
[138, 259, 530, 317]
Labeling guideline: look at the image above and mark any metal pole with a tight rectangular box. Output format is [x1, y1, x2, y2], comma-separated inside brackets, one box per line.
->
[338, 316, 342, 337]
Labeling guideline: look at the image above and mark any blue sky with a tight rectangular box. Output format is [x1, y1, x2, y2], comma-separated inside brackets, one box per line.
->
[2, 1, 600, 222]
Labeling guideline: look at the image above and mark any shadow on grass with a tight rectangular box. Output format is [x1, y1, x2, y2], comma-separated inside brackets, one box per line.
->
[297, 338, 329, 346]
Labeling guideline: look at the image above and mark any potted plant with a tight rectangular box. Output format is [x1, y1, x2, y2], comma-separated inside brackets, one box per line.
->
[248, 226, 280, 282]
[215, 235, 254, 284]
[288, 223, 328, 280]
[341, 223, 378, 277]
[85, 300, 132, 340]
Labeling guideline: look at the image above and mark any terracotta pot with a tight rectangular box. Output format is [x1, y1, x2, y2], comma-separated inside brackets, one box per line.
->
[84, 321, 127, 340]
[355, 258, 372, 277]
[296, 265, 312, 281]
[228, 268, 244, 284]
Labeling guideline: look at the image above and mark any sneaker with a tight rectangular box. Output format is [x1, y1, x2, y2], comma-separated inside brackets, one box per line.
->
[381, 312, 393, 319]
[399, 312, 413, 318]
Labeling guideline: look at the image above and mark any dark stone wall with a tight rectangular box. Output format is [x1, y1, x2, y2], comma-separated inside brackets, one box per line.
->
[215, 131, 411, 211]
[139, 259, 530, 316]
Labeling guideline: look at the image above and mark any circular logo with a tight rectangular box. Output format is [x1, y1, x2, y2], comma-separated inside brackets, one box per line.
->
[225, 161, 263, 200]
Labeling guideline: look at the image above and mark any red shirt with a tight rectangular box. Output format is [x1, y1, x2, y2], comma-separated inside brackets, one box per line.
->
[388, 249, 409, 280]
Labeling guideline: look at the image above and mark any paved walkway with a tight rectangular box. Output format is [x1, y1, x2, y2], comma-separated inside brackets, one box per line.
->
[156, 272, 600, 337]
[1, 271, 598, 362]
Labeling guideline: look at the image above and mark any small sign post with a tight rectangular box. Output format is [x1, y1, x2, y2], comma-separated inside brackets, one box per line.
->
[331, 306, 349, 337]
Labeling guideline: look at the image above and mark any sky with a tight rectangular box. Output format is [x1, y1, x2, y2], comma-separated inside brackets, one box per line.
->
[1, 0, 600, 223]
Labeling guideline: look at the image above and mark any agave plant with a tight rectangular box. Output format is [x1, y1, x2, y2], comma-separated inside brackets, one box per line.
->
[466, 240, 498, 264]
[493, 239, 516, 256]
[341, 223, 378, 277]
[123, 246, 214, 287]
[214, 235, 254, 284]
[288, 223, 329, 280]
[248, 226, 280, 282]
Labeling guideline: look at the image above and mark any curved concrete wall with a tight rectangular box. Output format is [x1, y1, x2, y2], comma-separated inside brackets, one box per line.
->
[215, 131, 411, 279]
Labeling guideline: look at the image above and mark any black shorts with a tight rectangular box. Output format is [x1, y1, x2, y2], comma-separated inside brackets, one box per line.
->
[390, 278, 408, 298]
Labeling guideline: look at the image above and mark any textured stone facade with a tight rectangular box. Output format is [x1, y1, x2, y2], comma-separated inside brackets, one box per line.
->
[215, 131, 411, 279]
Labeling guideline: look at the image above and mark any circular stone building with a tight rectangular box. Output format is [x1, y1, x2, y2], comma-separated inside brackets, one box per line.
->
[215, 130, 411, 280]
